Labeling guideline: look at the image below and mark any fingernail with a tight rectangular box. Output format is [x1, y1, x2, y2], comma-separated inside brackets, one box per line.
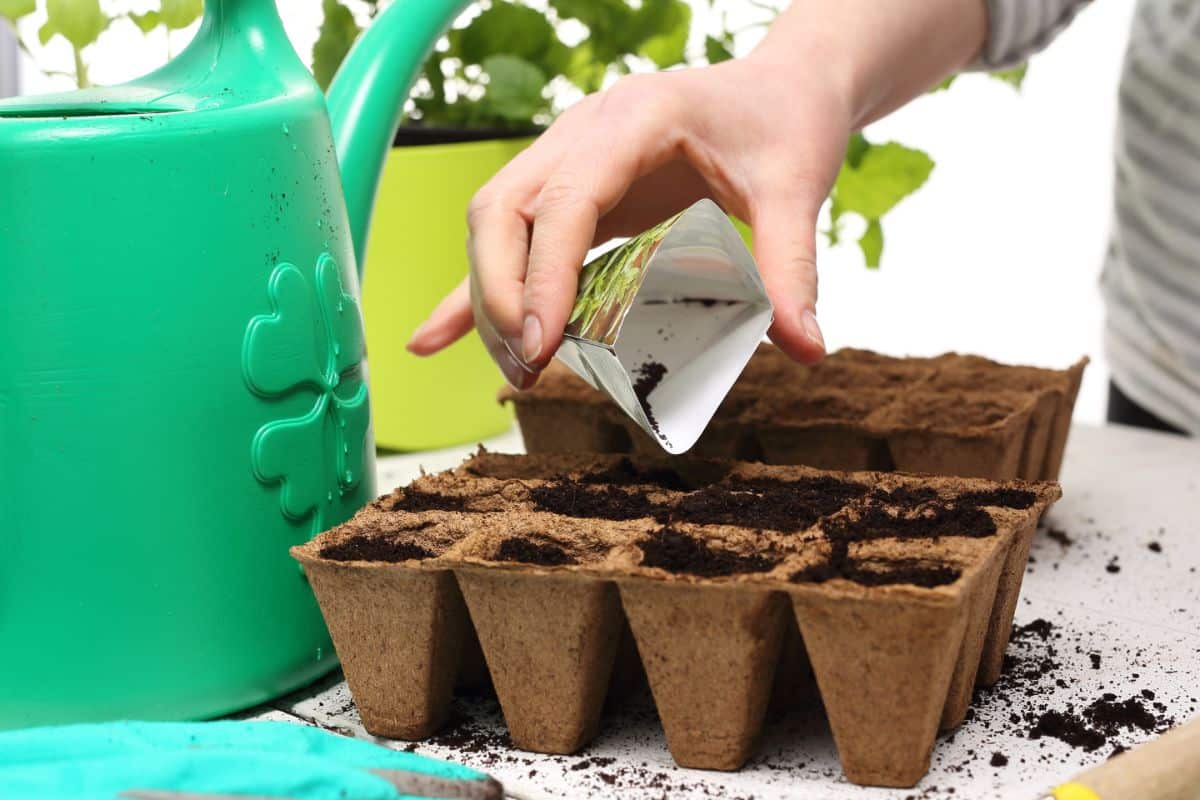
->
[500, 336, 538, 389]
[801, 309, 825, 352]
[522, 314, 543, 364]
[407, 319, 430, 347]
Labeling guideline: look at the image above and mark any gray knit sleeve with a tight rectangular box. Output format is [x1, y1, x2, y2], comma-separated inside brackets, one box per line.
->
[978, 0, 1093, 69]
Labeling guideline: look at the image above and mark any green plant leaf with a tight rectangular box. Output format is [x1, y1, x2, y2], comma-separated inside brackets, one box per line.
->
[44, 0, 108, 50]
[0, 0, 35, 23]
[539, 38, 573, 76]
[930, 74, 956, 92]
[562, 40, 607, 92]
[550, 0, 634, 32]
[637, 0, 690, 68]
[858, 218, 883, 268]
[834, 140, 934, 220]
[844, 132, 869, 169]
[991, 63, 1027, 89]
[480, 54, 547, 123]
[312, 0, 360, 91]
[704, 34, 733, 64]
[160, 0, 202, 30]
[129, 10, 161, 33]
[550, 0, 633, 62]
[459, 1, 554, 65]
[826, 137, 933, 267]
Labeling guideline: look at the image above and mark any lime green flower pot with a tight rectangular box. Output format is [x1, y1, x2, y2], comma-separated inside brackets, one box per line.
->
[363, 131, 533, 451]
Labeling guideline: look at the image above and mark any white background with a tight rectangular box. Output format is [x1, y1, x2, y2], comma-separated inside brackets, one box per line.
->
[13, 1, 1137, 424]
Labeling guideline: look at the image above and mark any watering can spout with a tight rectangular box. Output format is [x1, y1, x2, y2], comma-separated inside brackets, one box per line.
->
[327, 0, 471, 275]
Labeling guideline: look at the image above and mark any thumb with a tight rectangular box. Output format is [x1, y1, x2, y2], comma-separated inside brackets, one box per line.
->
[750, 192, 826, 364]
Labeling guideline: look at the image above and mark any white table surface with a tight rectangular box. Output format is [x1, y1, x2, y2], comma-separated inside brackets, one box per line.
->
[246, 423, 1200, 799]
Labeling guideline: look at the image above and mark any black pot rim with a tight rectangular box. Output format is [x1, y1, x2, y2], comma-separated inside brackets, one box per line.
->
[392, 124, 542, 147]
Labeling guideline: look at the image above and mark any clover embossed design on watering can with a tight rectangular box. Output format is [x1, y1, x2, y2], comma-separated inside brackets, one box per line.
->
[0, 0, 474, 728]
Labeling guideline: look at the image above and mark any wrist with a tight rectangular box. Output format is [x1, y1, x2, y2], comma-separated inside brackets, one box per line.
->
[750, 0, 988, 129]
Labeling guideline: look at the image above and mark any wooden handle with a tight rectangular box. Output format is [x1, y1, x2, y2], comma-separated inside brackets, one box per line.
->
[1055, 716, 1200, 800]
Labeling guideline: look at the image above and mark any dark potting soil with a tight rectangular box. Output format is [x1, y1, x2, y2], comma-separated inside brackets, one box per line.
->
[1014, 618, 1054, 641]
[989, 752, 1008, 767]
[955, 487, 1038, 510]
[971, 617, 1180, 766]
[633, 360, 668, 438]
[791, 555, 961, 588]
[1047, 527, 1075, 548]
[1028, 710, 1108, 751]
[826, 502, 997, 542]
[641, 297, 741, 307]
[870, 485, 941, 506]
[1086, 693, 1160, 733]
[389, 487, 469, 513]
[673, 477, 868, 533]
[637, 527, 778, 578]
[320, 536, 434, 563]
[1028, 694, 1166, 752]
[578, 457, 693, 491]
[494, 536, 577, 567]
[529, 481, 658, 521]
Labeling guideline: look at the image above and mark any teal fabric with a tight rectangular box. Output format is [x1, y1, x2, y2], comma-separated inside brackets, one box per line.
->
[0, 721, 491, 799]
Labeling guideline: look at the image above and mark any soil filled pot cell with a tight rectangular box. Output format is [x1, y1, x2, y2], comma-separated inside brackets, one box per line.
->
[296, 451, 1061, 787]
[291, 554, 468, 740]
[618, 580, 791, 770]
[789, 586, 970, 788]
[456, 570, 623, 754]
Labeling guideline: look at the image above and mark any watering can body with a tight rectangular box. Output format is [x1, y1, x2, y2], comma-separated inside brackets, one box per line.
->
[0, 0, 469, 727]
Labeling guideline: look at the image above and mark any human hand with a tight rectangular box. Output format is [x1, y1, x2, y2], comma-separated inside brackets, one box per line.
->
[407, 54, 848, 388]
[406, 0, 987, 389]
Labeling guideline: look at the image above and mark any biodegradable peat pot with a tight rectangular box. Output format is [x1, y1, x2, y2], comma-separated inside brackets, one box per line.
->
[363, 126, 536, 450]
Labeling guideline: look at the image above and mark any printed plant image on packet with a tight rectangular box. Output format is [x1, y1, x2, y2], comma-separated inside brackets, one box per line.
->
[554, 199, 774, 455]
[566, 213, 680, 346]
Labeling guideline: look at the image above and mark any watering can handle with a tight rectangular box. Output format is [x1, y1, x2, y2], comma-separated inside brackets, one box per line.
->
[326, 0, 474, 277]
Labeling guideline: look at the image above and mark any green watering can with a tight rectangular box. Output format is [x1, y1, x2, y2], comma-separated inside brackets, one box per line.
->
[0, 0, 473, 728]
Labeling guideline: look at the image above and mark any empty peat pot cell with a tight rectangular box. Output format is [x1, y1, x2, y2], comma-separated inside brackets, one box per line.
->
[742, 392, 899, 471]
[872, 391, 1038, 480]
[800, 360, 934, 391]
[506, 345, 1087, 482]
[927, 363, 1068, 393]
[873, 391, 1031, 432]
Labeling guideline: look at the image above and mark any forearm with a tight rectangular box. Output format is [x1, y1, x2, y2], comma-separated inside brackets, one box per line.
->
[752, 0, 989, 129]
